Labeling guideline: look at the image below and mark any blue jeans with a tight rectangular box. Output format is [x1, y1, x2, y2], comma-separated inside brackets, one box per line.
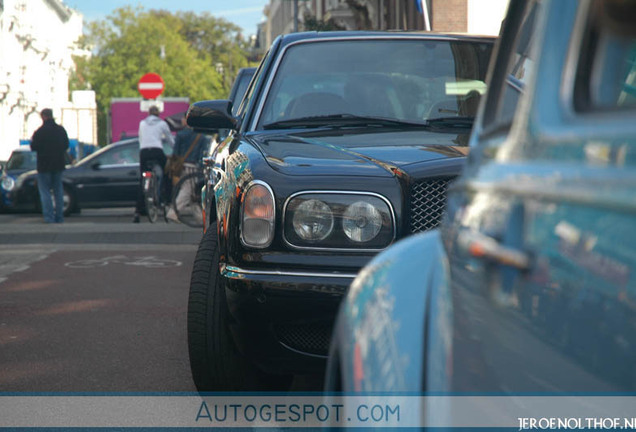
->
[37, 171, 64, 223]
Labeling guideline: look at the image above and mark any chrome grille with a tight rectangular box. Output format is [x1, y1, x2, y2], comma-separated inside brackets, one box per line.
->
[409, 178, 453, 233]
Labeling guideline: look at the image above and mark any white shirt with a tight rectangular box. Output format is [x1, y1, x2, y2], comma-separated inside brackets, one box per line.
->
[138, 115, 175, 150]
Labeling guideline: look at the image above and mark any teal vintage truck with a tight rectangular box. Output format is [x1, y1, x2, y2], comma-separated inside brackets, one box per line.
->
[328, 0, 636, 409]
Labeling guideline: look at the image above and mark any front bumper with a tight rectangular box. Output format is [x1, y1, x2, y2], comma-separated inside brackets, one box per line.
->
[220, 264, 357, 375]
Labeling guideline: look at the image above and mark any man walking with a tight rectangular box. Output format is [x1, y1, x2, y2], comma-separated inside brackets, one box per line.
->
[30, 108, 69, 223]
[134, 105, 174, 223]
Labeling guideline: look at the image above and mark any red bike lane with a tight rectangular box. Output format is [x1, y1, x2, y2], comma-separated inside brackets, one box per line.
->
[0, 247, 197, 392]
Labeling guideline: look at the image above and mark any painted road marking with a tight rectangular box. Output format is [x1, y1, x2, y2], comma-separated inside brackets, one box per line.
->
[65, 255, 182, 269]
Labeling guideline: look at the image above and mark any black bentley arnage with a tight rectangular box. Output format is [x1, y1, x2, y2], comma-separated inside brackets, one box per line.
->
[185, 31, 494, 390]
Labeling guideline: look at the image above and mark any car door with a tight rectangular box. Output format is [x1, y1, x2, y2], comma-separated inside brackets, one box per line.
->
[73, 142, 140, 206]
[447, 0, 636, 394]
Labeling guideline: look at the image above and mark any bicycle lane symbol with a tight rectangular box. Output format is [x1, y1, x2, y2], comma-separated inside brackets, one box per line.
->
[64, 255, 182, 269]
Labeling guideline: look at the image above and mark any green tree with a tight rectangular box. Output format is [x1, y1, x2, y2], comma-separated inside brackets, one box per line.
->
[302, 13, 346, 31]
[176, 11, 252, 94]
[74, 6, 250, 145]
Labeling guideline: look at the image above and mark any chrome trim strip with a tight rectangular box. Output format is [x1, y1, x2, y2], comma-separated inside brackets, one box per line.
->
[239, 180, 276, 249]
[282, 190, 397, 252]
[278, 341, 329, 359]
[100, 163, 138, 169]
[465, 174, 636, 213]
[560, 0, 590, 113]
[249, 34, 492, 131]
[222, 264, 357, 280]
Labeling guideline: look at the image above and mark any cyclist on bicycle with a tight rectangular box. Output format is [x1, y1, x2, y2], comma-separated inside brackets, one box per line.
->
[166, 115, 210, 223]
[133, 105, 174, 223]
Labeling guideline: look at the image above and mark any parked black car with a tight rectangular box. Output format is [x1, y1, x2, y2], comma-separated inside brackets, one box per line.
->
[186, 31, 494, 391]
[1, 147, 72, 212]
[5, 139, 143, 215]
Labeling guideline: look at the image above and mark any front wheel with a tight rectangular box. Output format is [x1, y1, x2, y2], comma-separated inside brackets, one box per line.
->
[187, 228, 282, 391]
[63, 185, 75, 216]
[144, 176, 158, 223]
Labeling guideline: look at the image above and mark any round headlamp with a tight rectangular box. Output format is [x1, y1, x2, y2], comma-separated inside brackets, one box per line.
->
[292, 199, 334, 241]
[343, 201, 382, 242]
[1, 176, 15, 191]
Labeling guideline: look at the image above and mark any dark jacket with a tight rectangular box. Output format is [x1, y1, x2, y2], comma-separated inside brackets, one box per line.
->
[173, 128, 209, 165]
[30, 119, 70, 173]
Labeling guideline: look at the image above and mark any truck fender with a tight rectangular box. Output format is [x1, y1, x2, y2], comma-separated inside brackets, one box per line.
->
[331, 229, 451, 393]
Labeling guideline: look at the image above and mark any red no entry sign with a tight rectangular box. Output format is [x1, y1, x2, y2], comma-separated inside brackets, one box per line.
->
[138, 73, 164, 99]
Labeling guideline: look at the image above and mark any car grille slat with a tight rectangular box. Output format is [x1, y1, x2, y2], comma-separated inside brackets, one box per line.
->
[409, 178, 453, 233]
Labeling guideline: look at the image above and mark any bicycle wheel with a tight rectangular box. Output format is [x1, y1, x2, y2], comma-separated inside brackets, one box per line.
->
[145, 174, 159, 223]
[172, 171, 205, 228]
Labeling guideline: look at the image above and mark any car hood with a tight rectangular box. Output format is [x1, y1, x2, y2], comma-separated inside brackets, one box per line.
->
[250, 128, 469, 177]
[15, 169, 38, 186]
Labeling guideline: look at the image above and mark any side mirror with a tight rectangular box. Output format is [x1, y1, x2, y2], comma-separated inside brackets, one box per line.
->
[186, 100, 237, 133]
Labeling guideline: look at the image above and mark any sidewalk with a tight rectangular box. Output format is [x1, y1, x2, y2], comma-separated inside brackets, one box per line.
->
[0, 209, 203, 245]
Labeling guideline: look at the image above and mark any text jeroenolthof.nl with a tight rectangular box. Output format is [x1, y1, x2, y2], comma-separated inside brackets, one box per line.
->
[519, 417, 636, 430]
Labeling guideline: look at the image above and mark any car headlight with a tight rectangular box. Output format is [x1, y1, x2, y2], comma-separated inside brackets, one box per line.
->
[343, 201, 383, 242]
[285, 192, 394, 250]
[241, 181, 275, 248]
[1, 176, 15, 191]
[293, 199, 334, 241]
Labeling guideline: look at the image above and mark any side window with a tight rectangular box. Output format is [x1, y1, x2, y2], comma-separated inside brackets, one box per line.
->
[574, 0, 636, 111]
[98, 146, 138, 166]
[481, 1, 540, 138]
[235, 48, 271, 121]
[231, 71, 255, 116]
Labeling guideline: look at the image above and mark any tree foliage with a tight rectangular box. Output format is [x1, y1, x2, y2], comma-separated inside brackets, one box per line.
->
[302, 13, 345, 31]
[73, 6, 253, 145]
[344, 0, 373, 30]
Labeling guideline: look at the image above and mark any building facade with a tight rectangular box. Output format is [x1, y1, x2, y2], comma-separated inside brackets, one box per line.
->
[259, 0, 508, 54]
[0, 0, 89, 160]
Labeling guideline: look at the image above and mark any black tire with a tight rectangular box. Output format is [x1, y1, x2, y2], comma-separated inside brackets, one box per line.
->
[145, 176, 158, 223]
[187, 228, 282, 391]
[34, 185, 75, 216]
[172, 172, 204, 228]
[146, 200, 158, 223]
[62, 185, 75, 217]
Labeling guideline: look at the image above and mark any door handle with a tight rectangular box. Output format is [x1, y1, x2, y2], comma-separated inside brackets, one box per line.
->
[458, 230, 532, 271]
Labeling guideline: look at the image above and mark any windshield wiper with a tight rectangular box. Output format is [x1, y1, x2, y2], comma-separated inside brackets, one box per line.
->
[424, 116, 475, 129]
[263, 114, 429, 130]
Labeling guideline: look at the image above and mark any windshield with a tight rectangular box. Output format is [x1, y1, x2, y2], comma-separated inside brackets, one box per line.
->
[257, 38, 493, 130]
[6, 150, 37, 171]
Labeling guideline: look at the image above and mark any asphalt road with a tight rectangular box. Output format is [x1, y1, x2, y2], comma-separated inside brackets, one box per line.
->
[0, 208, 199, 391]
[0, 209, 322, 392]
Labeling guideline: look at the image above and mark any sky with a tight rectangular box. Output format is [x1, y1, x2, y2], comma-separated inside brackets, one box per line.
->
[65, 0, 269, 37]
